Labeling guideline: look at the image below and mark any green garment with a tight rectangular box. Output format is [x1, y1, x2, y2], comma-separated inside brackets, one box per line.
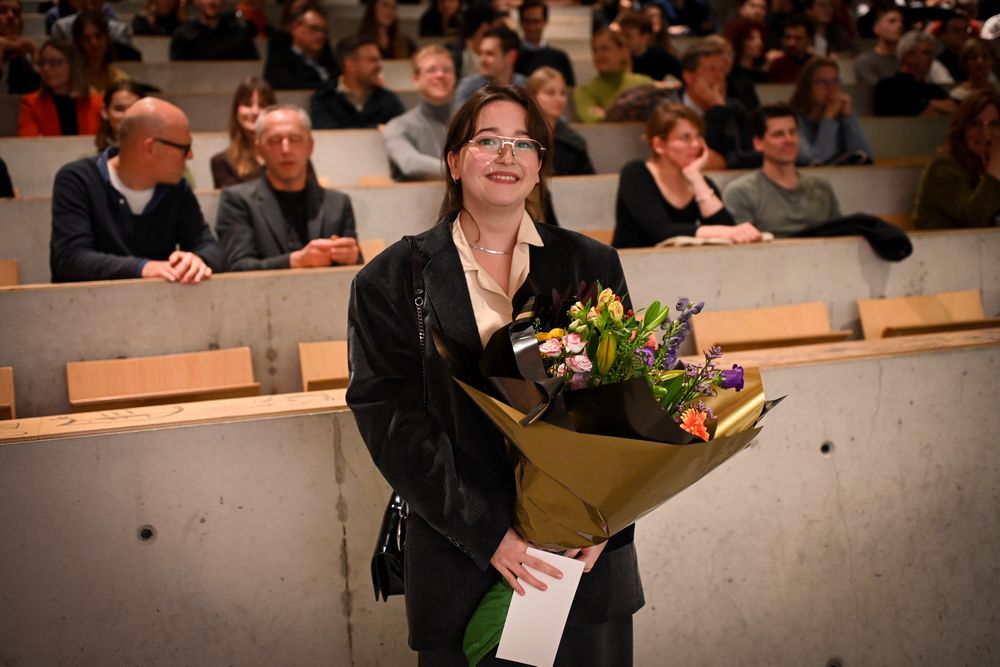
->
[573, 71, 654, 123]
[913, 153, 1000, 230]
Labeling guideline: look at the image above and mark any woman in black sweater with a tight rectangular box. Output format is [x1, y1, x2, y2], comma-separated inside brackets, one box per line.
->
[612, 103, 763, 247]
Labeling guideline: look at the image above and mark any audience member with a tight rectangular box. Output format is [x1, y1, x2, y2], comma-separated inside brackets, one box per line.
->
[72, 11, 128, 94]
[874, 31, 957, 117]
[446, 2, 498, 78]
[132, 0, 186, 36]
[527, 67, 595, 176]
[789, 56, 872, 165]
[951, 37, 999, 102]
[50, 98, 225, 283]
[235, 0, 268, 37]
[733, 0, 767, 26]
[170, 0, 259, 61]
[642, 3, 675, 53]
[722, 18, 767, 111]
[619, 11, 681, 82]
[419, 0, 460, 37]
[95, 78, 144, 152]
[765, 0, 795, 49]
[358, 0, 416, 60]
[768, 14, 813, 83]
[935, 10, 974, 82]
[264, 2, 337, 90]
[804, 0, 856, 55]
[680, 41, 760, 169]
[0, 0, 40, 94]
[383, 44, 455, 181]
[592, 0, 627, 33]
[853, 6, 903, 86]
[216, 105, 361, 271]
[0, 155, 12, 198]
[310, 35, 404, 129]
[574, 29, 653, 123]
[913, 90, 1000, 229]
[211, 76, 276, 188]
[656, 0, 716, 36]
[515, 0, 575, 86]
[613, 103, 760, 248]
[454, 25, 526, 109]
[723, 103, 841, 235]
[18, 40, 101, 136]
[50, 0, 132, 49]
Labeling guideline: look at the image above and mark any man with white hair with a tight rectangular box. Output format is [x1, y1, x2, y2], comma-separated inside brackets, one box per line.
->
[50, 98, 225, 283]
[215, 104, 360, 271]
[873, 30, 958, 117]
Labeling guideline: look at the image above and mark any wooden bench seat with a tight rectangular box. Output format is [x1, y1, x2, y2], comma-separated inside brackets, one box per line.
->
[0, 259, 17, 287]
[0, 367, 14, 420]
[299, 341, 349, 391]
[66, 347, 260, 411]
[858, 289, 1000, 339]
[692, 301, 852, 353]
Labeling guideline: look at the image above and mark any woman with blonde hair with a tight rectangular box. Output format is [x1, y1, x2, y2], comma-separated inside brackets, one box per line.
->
[210, 77, 277, 188]
[527, 67, 595, 176]
[913, 90, 1000, 229]
[574, 28, 652, 123]
[789, 56, 872, 165]
[613, 103, 762, 247]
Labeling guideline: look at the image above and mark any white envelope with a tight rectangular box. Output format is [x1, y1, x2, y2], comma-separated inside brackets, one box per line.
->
[495, 548, 585, 667]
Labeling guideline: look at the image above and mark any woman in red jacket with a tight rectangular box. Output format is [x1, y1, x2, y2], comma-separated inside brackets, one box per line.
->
[18, 40, 102, 137]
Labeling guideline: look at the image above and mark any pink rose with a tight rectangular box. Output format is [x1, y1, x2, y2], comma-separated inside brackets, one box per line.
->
[565, 354, 592, 374]
[539, 338, 562, 357]
[563, 332, 585, 354]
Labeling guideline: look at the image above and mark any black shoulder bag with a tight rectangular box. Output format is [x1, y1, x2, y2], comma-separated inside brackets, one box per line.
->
[370, 235, 426, 601]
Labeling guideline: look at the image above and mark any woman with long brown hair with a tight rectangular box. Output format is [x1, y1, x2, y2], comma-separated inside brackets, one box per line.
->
[18, 39, 102, 136]
[357, 0, 416, 60]
[72, 10, 128, 94]
[789, 56, 872, 165]
[210, 77, 277, 189]
[913, 90, 1000, 229]
[346, 84, 644, 665]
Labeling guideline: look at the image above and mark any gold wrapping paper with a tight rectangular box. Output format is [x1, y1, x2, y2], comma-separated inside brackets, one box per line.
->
[456, 368, 769, 550]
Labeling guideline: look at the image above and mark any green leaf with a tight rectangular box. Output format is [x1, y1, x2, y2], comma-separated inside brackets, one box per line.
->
[463, 580, 514, 667]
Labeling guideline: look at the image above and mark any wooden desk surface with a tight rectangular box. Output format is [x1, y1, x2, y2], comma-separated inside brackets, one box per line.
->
[0, 390, 348, 444]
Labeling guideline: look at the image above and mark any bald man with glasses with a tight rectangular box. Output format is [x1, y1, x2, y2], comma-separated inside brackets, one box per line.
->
[50, 97, 226, 283]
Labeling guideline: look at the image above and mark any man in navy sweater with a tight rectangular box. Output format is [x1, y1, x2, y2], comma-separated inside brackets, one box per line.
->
[50, 98, 225, 283]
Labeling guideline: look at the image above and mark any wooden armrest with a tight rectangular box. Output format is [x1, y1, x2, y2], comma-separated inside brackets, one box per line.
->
[69, 382, 261, 412]
[883, 318, 1000, 338]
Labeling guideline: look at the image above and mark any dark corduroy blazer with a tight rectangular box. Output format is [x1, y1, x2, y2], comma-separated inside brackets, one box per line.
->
[215, 175, 358, 271]
[345, 219, 644, 650]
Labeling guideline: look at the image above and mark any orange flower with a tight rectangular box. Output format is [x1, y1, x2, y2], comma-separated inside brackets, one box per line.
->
[679, 408, 710, 441]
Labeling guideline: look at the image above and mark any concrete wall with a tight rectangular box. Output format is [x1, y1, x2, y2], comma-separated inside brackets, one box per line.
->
[1, 229, 997, 418]
[1, 345, 997, 665]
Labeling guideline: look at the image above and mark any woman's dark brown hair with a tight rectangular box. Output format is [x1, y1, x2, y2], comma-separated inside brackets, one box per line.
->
[72, 10, 116, 69]
[722, 19, 765, 67]
[358, 0, 412, 59]
[226, 76, 277, 179]
[788, 56, 838, 117]
[946, 89, 1000, 176]
[95, 79, 146, 152]
[439, 85, 553, 222]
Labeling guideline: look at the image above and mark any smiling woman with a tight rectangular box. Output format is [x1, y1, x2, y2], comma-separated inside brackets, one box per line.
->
[346, 85, 645, 665]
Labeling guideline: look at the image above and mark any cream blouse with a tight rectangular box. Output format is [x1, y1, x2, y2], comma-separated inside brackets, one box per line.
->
[450, 211, 544, 347]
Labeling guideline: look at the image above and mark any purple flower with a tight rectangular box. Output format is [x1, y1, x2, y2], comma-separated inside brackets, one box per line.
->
[705, 345, 723, 360]
[569, 371, 591, 390]
[691, 400, 717, 421]
[720, 364, 744, 391]
[676, 297, 690, 312]
[684, 363, 700, 377]
[691, 301, 705, 315]
[636, 347, 655, 368]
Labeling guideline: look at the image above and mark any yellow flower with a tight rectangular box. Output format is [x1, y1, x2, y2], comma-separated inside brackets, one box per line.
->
[596, 332, 617, 374]
[586, 307, 601, 323]
[536, 332, 551, 342]
[547, 328, 565, 339]
[597, 288, 615, 308]
[608, 300, 624, 323]
[568, 301, 586, 318]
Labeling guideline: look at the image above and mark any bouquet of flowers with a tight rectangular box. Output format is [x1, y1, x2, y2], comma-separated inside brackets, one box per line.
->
[447, 283, 781, 667]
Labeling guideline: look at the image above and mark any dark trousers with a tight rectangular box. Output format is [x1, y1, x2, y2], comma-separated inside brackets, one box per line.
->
[417, 616, 634, 666]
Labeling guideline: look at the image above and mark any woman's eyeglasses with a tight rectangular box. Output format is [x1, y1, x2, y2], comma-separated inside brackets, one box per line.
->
[466, 134, 545, 159]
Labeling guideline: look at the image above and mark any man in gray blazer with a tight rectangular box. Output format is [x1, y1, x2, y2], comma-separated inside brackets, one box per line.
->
[215, 104, 361, 271]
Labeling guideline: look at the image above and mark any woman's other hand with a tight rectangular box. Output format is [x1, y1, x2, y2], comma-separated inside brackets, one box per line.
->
[491, 528, 564, 595]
